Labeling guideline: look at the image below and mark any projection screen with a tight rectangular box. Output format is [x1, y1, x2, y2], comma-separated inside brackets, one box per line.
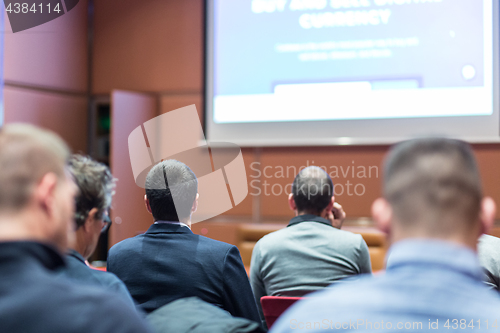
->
[205, 0, 500, 146]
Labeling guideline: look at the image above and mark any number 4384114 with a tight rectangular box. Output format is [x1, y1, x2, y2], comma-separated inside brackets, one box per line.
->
[443, 319, 498, 329]
[5, 3, 61, 14]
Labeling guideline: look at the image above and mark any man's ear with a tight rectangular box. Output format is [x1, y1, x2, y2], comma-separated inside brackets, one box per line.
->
[479, 197, 496, 235]
[191, 193, 199, 213]
[288, 193, 297, 211]
[34, 173, 59, 217]
[84, 208, 99, 232]
[325, 196, 335, 212]
[372, 198, 392, 235]
[144, 195, 152, 214]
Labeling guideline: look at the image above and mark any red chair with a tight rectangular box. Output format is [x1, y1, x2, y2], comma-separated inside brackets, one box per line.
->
[260, 296, 303, 328]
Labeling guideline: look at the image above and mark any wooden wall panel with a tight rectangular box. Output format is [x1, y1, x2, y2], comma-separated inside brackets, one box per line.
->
[473, 144, 500, 219]
[4, 0, 88, 92]
[92, 0, 203, 94]
[219, 148, 255, 217]
[110, 90, 157, 245]
[255, 145, 500, 220]
[160, 94, 204, 124]
[3, 87, 88, 153]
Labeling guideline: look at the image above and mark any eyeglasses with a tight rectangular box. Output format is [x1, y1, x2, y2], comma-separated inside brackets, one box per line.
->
[101, 214, 112, 233]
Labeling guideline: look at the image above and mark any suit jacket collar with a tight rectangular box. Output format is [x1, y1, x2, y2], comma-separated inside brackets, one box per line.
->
[0, 241, 65, 271]
[67, 249, 86, 265]
[145, 222, 193, 235]
[287, 214, 333, 228]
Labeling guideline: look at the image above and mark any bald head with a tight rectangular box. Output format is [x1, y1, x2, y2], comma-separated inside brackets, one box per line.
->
[383, 138, 483, 238]
[292, 166, 334, 216]
[0, 124, 70, 213]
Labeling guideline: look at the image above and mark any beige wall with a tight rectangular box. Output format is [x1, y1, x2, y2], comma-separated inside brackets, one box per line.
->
[92, 0, 203, 94]
[3, 0, 89, 152]
[4, 87, 88, 153]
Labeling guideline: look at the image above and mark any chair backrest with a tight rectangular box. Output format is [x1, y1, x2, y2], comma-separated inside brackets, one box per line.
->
[237, 223, 387, 271]
[260, 296, 303, 328]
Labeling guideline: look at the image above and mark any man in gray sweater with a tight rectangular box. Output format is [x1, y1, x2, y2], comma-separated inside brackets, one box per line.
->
[249, 166, 372, 324]
[478, 234, 500, 291]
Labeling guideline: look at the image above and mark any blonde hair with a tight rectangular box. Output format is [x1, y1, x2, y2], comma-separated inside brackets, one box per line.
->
[0, 124, 70, 211]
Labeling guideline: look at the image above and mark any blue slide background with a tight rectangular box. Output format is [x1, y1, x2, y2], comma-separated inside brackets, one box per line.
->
[214, 0, 484, 96]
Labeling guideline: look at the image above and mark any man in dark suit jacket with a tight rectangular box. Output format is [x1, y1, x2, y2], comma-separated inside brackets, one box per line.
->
[58, 155, 135, 309]
[107, 159, 261, 324]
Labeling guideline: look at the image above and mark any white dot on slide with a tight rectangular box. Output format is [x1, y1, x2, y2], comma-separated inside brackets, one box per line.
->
[462, 65, 476, 80]
[115, 217, 122, 225]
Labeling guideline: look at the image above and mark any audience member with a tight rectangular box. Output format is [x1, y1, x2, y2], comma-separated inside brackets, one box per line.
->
[272, 138, 500, 332]
[478, 234, 500, 291]
[250, 166, 371, 325]
[107, 159, 261, 324]
[57, 154, 135, 308]
[0, 124, 151, 333]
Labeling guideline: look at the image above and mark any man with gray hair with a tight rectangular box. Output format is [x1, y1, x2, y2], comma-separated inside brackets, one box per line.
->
[0, 124, 151, 333]
[107, 159, 261, 323]
[250, 166, 371, 326]
[271, 138, 500, 333]
[58, 154, 135, 308]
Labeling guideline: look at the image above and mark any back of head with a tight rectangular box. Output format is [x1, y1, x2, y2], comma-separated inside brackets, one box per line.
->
[0, 124, 70, 214]
[292, 166, 333, 215]
[145, 160, 198, 222]
[68, 155, 116, 228]
[383, 137, 482, 238]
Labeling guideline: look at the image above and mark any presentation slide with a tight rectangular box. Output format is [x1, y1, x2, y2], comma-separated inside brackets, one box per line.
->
[212, 0, 493, 124]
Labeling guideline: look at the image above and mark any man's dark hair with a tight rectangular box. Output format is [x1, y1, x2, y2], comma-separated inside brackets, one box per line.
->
[291, 166, 333, 216]
[145, 160, 198, 222]
[384, 137, 482, 235]
[68, 155, 116, 228]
